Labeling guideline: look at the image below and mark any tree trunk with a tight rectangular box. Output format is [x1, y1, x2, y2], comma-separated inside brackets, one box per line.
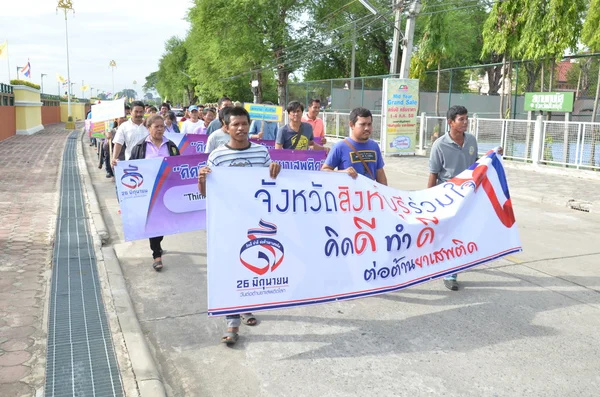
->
[540, 63, 545, 92]
[505, 58, 513, 119]
[274, 48, 289, 107]
[547, 60, 555, 121]
[524, 62, 541, 92]
[575, 68, 582, 99]
[435, 59, 441, 117]
[499, 56, 506, 118]
[486, 64, 503, 95]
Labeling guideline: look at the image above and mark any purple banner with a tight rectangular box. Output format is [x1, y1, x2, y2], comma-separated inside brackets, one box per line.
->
[116, 154, 208, 241]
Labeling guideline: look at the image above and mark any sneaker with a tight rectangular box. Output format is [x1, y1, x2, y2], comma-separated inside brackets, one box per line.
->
[444, 279, 459, 291]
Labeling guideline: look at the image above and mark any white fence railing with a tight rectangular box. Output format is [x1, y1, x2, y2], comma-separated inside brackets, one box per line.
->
[320, 111, 382, 143]
[420, 114, 600, 170]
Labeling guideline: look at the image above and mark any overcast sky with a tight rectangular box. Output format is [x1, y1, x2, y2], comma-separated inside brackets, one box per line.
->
[1, 0, 191, 97]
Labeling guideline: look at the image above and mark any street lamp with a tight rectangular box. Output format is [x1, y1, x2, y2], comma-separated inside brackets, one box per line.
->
[109, 60, 116, 97]
[133, 80, 137, 100]
[90, 87, 94, 98]
[57, 0, 75, 129]
[41, 73, 47, 93]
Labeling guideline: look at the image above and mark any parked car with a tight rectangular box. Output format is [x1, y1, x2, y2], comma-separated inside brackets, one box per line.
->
[172, 108, 185, 122]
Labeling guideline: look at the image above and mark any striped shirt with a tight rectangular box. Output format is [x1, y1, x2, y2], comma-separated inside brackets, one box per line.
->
[208, 142, 272, 167]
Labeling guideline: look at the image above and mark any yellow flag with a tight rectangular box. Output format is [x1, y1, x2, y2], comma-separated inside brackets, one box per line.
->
[114, 93, 120, 99]
[0, 41, 7, 59]
[81, 85, 89, 91]
[56, 73, 66, 83]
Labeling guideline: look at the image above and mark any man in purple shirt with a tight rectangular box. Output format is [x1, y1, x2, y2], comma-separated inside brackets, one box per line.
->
[322, 107, 388, 185]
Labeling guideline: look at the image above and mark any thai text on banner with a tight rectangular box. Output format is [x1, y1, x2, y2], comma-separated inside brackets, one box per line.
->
[206, 151, 522, 316]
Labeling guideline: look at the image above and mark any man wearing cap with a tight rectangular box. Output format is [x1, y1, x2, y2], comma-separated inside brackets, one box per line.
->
[181, 105, 202, 134]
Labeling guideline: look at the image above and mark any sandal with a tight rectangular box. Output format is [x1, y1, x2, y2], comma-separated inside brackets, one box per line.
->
[153, 260, 163, 271]
[241, 314, 257, 326]
[221, 332, 239, 345]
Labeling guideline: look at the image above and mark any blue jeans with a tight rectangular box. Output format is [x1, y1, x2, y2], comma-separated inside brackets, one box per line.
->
[445, 274, 458, 281]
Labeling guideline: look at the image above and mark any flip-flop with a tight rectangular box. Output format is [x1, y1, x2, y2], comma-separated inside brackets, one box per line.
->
[241, 314, 257, 326]
[153, 260, 163, 271]
[221, 332, 239, 345]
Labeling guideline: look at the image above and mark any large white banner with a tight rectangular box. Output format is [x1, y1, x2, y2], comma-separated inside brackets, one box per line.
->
[206, 151, 522, 316]
[91, 98, 125, 122]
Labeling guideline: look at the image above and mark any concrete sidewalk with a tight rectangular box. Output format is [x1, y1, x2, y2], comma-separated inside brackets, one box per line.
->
[83, 141, 600, 396]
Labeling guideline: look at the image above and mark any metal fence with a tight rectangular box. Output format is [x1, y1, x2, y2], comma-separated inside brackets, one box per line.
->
[0, 83, 14, 106]
[421, 114, 600, 170]
[318, 111, 383, 142]
[541, 121, 600, 169]
[287, 53, 600, 123]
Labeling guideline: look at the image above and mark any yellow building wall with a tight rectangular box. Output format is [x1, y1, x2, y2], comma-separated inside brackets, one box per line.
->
[16, 106, 42, 130]
[60, 102, 87, 122]
[13, 86, 43, 135]
[13, 87, 40, 102]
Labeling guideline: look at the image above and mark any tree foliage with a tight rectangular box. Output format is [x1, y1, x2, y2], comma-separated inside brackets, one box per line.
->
[143, 0, 594, 110]
[582, 0, 600, 51]
[155, 37, 197, 105]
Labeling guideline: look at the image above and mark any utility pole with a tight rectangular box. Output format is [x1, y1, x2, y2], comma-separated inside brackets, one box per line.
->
[350, 20, 356, 109]
[390, 0, 402, 75]
[399, 1, 421, 79]
[57, 0, 75, 129]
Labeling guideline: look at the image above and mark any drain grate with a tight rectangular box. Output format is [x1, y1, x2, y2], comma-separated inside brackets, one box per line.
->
[45, 132, 123, 397]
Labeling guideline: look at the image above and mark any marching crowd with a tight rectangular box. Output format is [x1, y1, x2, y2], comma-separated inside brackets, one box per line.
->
[88, 96, 491, 345]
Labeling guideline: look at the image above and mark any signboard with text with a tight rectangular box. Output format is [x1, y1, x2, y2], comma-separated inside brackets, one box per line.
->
[524, 92, 574, 112]
[381, 78, 419, 155]
[244, 103, 283, 122]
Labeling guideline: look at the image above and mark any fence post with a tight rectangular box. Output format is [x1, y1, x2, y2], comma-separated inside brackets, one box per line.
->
[575, 123, 582, 169]
[419, 112, 426, 151]
[335, 112, 340, 139]
[562, 112, 571, 166]
[471, 113, 478, 136]
[531, 115, 544, 166]
[500, 119, 507, 149]
[322, 112, 327, 137]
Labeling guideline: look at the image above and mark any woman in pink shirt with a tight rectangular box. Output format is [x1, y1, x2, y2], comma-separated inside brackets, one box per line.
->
[130, 115, 180, 271]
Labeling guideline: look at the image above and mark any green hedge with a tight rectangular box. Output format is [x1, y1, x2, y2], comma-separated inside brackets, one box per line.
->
[10, 79, 41, 90]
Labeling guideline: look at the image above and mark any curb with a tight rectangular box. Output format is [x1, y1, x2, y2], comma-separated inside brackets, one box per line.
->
[102, 246, 167, 397]
[77, 132, 167, 397]
[78, 130, 110, 244]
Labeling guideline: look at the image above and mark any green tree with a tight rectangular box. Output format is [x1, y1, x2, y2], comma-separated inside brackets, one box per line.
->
[187, 0, 306, 105]
[143, 71, 158, 93]
[156, 37, 197, 105]
[116, 89, 137, 101]
[304, 0, 393, 82]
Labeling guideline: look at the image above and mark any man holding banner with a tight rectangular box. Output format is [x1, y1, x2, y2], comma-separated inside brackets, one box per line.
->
[198, 106, 281, 345]
[322, 107, 387, 185]
[428, 105, 502, 291]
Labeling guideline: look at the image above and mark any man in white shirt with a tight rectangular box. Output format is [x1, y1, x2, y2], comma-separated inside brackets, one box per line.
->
[112, 101, 149, 164]
[181, 105, 202, 134]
